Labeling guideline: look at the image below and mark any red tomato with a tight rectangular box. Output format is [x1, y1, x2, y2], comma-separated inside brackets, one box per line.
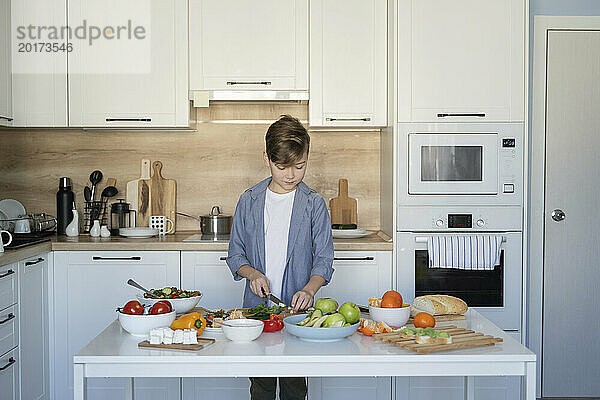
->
[122, 300, 144, 315]
[150, 301, 172, 315]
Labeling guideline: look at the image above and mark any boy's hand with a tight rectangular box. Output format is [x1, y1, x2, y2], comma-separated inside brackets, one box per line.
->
[248, 270, 271, 298]
[291, 289, 314, 312]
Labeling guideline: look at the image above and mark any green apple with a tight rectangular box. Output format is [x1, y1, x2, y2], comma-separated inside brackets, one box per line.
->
[322, 313, 346, 328]
[314, 298, 338, 314]
[338, 302, 360, 324]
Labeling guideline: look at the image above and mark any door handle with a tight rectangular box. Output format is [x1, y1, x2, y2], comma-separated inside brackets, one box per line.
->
[25, 257, 45, 266]
[0, 357, 16, 371]
[551, 209, 566, 222]
[0, 313, 14, 325]
[0, 269, 15, 279]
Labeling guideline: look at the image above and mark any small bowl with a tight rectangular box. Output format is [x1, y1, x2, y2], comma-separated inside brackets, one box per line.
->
[221, 319, 264, 342]
[137, 293, 202, 314]
[117, 310, 176, 337]
[368, 304, 411, 328]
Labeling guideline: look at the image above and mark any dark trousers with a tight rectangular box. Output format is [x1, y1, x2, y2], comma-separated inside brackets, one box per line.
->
[249, 377, 307, 400]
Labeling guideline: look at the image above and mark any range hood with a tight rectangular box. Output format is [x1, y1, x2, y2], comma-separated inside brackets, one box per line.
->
[190, 90, 309, 107]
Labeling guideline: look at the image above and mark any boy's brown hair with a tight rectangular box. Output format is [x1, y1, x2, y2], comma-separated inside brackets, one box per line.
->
[265, 115, 310, 166]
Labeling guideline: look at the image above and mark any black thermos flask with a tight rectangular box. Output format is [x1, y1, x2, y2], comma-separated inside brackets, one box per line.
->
[57, 177, 75, 235]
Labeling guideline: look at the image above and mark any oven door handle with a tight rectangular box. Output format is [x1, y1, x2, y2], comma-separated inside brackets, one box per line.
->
[415, 236, 506, 243]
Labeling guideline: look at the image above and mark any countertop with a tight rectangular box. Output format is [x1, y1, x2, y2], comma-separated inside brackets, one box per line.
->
[0, 231, 392, 265]
[75, 308, 535, 367]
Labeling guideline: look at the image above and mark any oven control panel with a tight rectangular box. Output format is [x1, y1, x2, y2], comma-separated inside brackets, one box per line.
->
[432, 214, 488, 229]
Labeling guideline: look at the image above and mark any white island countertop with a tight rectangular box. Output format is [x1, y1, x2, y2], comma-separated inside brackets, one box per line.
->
[74, 310, 536, 400]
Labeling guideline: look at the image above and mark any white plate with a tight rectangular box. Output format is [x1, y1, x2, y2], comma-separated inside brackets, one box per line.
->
[332, 229, 374, 239]
[0, 199, 27, 220]
[119, 227, 159, 238]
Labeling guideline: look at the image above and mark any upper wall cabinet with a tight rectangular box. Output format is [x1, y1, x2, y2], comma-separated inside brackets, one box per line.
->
[189, 0, 308, 100]
[397, 0, 525, 123]
[68, 0, 189, 128]
[309, 0, 387, 128]
[11, 0, 68, 127]
[0, 0, 12, 127]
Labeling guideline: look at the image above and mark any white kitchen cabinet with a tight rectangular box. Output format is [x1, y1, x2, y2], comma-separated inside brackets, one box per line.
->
[309, 0, 387, 127]
[181, 252, 245, 309]
[0, 0, 12, 127]
[189, 0, 308, 95]
[395, 376, 520, 400]
[310, 251, 393, 400]
[181, 251, 248, 399]
[52, 251, 180, 400]
[68, 0, 189, 127]
[18, 254, 49, 400]
[318, 251, 393, 305]
[0, 262, 17, 311]
[10, 0, 68, 127]
[0, 348, 19, 400]
[397, 0, 525, 122]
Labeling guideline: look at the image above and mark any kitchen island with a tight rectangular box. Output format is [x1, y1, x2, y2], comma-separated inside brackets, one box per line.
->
[73, 309, 536, 400]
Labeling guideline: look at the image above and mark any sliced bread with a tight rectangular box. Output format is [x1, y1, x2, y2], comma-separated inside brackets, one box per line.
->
[411, 295, 468, 316]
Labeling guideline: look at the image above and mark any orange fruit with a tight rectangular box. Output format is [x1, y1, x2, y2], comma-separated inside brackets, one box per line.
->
[382, 290, 403, 305]
[381, 296, 402, 308]
[413, 312, 435, 328]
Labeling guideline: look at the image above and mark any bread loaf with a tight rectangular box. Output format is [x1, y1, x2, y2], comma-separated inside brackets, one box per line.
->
[410, 295, 468, 317]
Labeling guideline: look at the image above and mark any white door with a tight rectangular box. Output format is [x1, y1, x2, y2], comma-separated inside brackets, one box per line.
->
[541, 29, 600, 398]
[309, 0, 387, 127]
[19, 255, 49, 400]
[0, 0, 12, 127]
[190, 0, 308, 92]
[397, 0, 524, 122]
[68, 0, 188, 127]
[10, 0, 68, 127]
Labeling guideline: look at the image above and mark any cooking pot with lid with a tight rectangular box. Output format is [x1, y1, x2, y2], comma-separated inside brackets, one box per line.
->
[177, 206, 232, 235]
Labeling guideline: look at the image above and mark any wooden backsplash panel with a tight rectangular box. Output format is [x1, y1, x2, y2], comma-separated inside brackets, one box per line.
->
[0, 106, 380, 230]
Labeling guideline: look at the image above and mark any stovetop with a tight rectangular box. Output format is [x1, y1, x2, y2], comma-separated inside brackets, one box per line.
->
[4, 231, 55, 250]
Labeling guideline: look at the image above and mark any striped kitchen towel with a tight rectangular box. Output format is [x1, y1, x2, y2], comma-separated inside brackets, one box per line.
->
[427, 235, 503, 270]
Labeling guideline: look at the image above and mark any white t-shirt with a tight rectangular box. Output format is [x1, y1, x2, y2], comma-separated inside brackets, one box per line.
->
[264, 187, 296, 299]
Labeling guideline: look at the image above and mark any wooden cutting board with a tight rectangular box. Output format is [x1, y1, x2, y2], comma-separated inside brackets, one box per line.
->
[329, 178, 358, 225]
[137, 161, 177, 231]
[373, 325, 503, 354]
[126, 159, 151, 213]
[138, 338, 215, 351]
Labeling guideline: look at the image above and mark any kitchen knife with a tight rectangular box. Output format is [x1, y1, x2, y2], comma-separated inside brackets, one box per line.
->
[268, 293, 287, 308]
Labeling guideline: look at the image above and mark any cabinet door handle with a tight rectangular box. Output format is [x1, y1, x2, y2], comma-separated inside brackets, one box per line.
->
[92, 256, 141, 261]
[0, 357, 16, 371]
[436, 113, 486, 118]
[105, 118, 152, 122]
[226, 81, 272, 86]
[326, 117, 371, 122]
[0, 313, 14, 325]
[219, 257, 227, 261]
[0, 269, 15, 279]
[25, 257, 45, 266]
[0, 115, 13, 122]
[333, 257, 374, 261]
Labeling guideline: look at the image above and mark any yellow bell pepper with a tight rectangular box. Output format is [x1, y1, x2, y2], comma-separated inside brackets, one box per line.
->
[170, 312, 207, 334]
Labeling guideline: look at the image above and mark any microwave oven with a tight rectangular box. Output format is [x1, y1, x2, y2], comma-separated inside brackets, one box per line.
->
[397, 123, 524, 207]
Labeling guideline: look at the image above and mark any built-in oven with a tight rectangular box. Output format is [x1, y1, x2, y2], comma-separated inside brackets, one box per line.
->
[395, 208, 523, 332]
[397, 123, 524, 207]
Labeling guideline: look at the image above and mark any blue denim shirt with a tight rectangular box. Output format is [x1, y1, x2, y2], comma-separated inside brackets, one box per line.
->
[227, 177, 334, 308]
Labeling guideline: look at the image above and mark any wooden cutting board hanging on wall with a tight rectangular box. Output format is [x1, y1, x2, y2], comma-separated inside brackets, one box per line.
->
[329, 178, 358, 225]
[137, 161, 177, 232]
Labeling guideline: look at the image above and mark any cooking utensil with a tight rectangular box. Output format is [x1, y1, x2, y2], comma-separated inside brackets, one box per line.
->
[329, 178, 358, 225]
[127, 279, 158, 298]
[126, 159, 151, 213]
[89, 170, 103, 201]
[100, 186, 118, 204]
[137, 161, 176, 232]
[177, 205, 232, 235]
[84, 186, 92, 202]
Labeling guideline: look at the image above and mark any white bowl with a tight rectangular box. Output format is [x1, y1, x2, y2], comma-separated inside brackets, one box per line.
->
[368, 304, 411, 328]
[221, 319, 264, 342]
[117, 310, 176, 337]
[136, 293, 202, 314]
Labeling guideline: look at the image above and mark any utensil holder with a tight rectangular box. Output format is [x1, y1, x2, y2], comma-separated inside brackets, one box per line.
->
[84, 201, 107, 233]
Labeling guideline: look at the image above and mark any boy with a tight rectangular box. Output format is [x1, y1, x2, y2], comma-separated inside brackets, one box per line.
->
[227, 115, 334, 400]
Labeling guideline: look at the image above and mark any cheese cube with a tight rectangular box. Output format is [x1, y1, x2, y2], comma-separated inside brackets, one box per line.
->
[183, 330, 191, 345]
[149, 333, 161, 345]
[163, 335, 173, 345]
[173, 330, 184, 344]
[189, 332, 198, 344]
